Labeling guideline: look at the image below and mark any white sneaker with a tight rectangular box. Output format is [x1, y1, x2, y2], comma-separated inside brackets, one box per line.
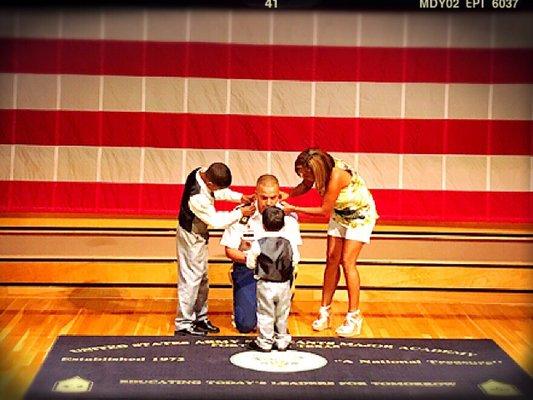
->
[335, 310, 363, 337]
[312, 305, 331, 331]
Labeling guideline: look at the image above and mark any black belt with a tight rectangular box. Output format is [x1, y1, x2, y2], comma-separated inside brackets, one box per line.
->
[334, 208, 366, 219]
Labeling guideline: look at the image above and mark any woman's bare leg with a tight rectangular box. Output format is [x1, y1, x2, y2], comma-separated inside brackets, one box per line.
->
[320, 235, 344, 306]
[340, 239, 364, 311]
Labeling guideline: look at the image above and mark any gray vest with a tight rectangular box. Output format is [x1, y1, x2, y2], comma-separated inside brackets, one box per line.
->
[256, 237, 293, 282]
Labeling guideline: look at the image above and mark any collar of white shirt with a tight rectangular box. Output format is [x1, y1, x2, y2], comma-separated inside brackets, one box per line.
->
[195, 167, 213, 198]
[250, 202, 284, 218]
[257, 231, 287, 238]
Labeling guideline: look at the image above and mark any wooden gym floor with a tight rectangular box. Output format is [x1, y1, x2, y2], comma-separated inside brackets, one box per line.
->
[0, 294, 531, 399]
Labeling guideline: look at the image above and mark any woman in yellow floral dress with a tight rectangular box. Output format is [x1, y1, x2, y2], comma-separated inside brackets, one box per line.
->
[281, 148, 378, 337]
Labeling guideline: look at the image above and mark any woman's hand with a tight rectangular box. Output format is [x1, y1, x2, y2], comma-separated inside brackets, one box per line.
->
[281, 201, 296, 214]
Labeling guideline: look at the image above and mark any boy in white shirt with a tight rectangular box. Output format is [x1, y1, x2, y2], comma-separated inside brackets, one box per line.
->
[245, 206, 300, 352]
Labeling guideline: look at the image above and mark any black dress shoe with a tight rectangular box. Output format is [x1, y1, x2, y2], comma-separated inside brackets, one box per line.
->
[247, 340, 271, 353]
[195, 320, 220, 333]
[174, 326, 207, 336]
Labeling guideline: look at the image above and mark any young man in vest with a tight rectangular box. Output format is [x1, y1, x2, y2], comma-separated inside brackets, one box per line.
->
[175, 162, 255, 336]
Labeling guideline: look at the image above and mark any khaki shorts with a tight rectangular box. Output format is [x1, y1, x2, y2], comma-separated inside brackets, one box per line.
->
[327, 217, 375, 244]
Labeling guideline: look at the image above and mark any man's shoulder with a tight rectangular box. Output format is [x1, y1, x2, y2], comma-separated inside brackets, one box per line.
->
[245, 213, 263, 231]
[222, 219, 243, 233]
[220, 220, 245, 248]
[283, 214, 301, 229]
[281, 215, 302, 245]
[259, 235, 290, 244]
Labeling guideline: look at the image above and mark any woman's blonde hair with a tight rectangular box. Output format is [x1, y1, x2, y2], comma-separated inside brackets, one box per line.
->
[294, 148, 334, 196]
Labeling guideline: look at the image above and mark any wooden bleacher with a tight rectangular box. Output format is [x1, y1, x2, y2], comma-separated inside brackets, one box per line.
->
[0, 216, 531, 303]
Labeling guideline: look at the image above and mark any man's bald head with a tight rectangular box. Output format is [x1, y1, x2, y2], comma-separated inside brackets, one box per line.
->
[256, 174, 279, 189]
[255, 174, 280, 212]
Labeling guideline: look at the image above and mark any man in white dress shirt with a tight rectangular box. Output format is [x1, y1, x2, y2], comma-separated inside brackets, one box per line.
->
[220, 174, 302, 333]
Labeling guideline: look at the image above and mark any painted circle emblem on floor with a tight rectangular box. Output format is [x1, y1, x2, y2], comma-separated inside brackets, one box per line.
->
[230, 350, 328, 373]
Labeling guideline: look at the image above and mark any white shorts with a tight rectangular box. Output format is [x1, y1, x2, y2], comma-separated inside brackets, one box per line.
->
[327, 217, 375, 244]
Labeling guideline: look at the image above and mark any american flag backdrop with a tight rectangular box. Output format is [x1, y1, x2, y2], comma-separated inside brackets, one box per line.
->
[0, 8, 531, 223]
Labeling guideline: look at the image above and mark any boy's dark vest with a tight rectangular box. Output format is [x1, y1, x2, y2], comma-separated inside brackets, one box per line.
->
[256, 237, 293, 282]
[178, 168, 212, 239]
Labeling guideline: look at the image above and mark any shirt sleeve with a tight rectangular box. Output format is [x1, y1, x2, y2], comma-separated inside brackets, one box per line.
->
[220, 221, 244, 249]
[245, 241, 261, 270]
[189, 194, 243, 229]
[214, 188, 243, 202]
[285, 216, 303, 246]
[290, 239, 301, 267]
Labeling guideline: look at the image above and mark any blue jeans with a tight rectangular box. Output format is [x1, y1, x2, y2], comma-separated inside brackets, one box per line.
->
[231, 263, 257, 333]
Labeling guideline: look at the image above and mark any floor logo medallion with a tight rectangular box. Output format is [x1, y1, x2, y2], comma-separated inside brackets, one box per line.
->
[52, 376, 93, 393]
[230, 350, 328, 373]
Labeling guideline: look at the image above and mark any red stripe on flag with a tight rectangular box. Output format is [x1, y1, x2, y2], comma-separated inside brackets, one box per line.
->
[5, 38, 61, 74]
[357, 119, 403, 153]
[58, 111, 101, 146]
[188, 42, 230, 78]
[0, 181, 531, 223]
[446, 120, 490, 154]
[271, 117, 314, 151]
[402, 119, 445, 154]
[103, 40, 145, 76]
[61, 40, 103, 75]
[1, 110, 532, 155]
[273, 46, 315, 80]
[185, 114, 229, 149]
[448, 48, 491, 83]
[0, 110, 15, 143]
[315, 46, 358, 81]
[315, 118, 357, 151]
[12, 109, 59, 145]
[145, 112, 185, 148]
[231, 43, 273, 80]
[493, 49, 533, 83]
[102, 113, 145, 147]
[228, 115, 270, 150]
[357, 47, 405, 82]
[490, 120, 533, 156]
[145, 41, 187, 76]
[0, 38, 15, 72]
[1, 38, 532, 83]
